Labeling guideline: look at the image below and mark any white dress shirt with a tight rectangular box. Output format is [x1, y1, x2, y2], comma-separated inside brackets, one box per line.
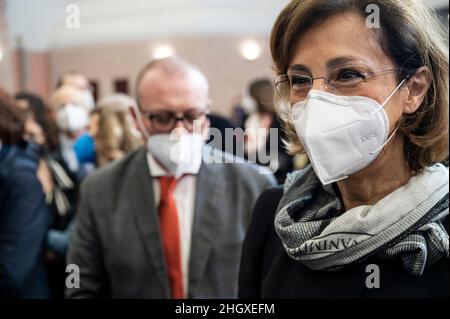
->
[147, 153, 197, 297]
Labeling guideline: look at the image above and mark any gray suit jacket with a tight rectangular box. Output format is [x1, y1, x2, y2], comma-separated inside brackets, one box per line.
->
[66, 147, 276, 298]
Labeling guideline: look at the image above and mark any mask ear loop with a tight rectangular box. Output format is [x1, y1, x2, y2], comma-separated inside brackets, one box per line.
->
[369, 77, 409, 155]
[370, 78, 407, 115]
[370, 125, 400, 155]
[370, 52, 419, 116]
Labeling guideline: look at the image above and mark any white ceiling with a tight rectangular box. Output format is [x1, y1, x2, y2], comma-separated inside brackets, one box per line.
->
[5, 0, 448, 51]
[5, 0, 290, 51]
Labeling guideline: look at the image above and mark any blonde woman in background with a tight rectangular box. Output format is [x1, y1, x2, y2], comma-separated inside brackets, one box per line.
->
[90, 94, 143, 167]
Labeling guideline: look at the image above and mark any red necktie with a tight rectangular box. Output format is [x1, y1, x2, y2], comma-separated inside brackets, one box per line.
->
[158, 176, 184, 299]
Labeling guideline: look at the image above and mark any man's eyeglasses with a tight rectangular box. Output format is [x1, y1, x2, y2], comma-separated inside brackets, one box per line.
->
[274, 64, 403, 102]
[141, 110, 208, 131]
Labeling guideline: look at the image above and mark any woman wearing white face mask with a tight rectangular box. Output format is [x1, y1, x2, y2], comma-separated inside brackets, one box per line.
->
[239, 0, 449, 299]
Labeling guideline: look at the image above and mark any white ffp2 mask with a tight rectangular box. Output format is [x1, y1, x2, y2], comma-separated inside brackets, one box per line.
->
[291, 80, 405, 185]
[55, 103, 89, 133]
[147, 133, 204, 178]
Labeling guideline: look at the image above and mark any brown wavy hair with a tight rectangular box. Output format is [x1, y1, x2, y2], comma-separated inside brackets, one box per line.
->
[271, 0, 449, 172]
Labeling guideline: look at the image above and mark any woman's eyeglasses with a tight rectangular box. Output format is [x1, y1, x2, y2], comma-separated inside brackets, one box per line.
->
[274, 64, 402, 102]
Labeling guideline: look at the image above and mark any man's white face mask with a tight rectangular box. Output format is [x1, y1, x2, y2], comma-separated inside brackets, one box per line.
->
[147, 133, 204, 178]
[290, 79, 405, 185]
[55, 103, 89, 134]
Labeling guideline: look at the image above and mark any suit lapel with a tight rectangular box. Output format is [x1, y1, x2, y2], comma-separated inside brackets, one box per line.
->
[188, 158, 225, 298]
[125, 148, 171, 298]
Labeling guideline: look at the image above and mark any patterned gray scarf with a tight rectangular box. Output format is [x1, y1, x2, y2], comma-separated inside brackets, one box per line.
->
[274, 164, 449, 275]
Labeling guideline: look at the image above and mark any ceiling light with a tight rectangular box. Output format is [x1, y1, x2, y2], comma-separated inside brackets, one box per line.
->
[153, 45, 175, 60]
[241, 39, 261, 61]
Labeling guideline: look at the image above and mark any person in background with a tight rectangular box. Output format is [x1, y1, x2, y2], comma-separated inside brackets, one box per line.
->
[46, 94, 143, 288]
[15, 92, 59, 152]
[239, 0, 449, 298]
[205, 113, 236, 155]
[90, 93, 143, 167]
[55, 72, 97, 170]
[0, 88, 50, 298]
[56, 71, 95, 113]
[49, 85, 94, 180]
[231, 93, 253, 130]
[46, 85, 97, 298]
[67, 57, 276, 299]
[14, 91, 79, 299]
[14, 92, 63, 198]
[243, 78, 294, 184]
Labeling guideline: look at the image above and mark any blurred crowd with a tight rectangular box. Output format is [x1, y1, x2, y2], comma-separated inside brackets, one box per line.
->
[0, 67, 295, 298]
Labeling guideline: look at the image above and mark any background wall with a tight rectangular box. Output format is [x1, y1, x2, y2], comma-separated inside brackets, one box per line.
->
[49, 35, 273, 116]
[1, 0, 448, 117]
[0, 0, 15, 92]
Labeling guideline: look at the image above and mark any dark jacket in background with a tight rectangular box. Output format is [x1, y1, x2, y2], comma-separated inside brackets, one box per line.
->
[45, 148, 80, 299]
[265, 117, 293, 184]
[239, 186, 449, 299]
[47, 149, 79, 231]
[207, 114, 237, 155]
[0, 145, 51, 298]
[245, 116, 293, 185]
